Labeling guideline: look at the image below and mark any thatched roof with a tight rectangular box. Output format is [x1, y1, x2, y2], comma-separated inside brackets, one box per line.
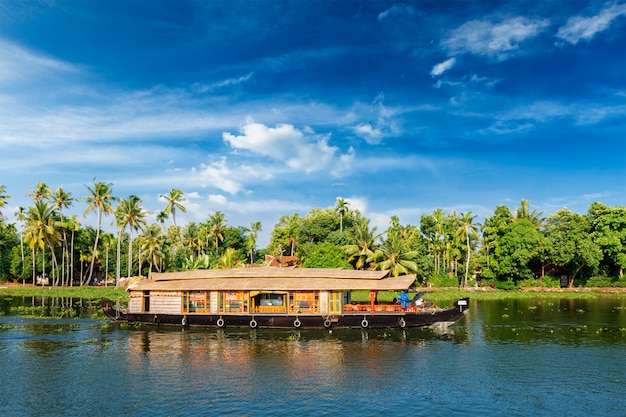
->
[130, 267, 416, 292]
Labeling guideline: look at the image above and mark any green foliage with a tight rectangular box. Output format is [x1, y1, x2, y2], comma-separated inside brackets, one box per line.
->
[495, 219, 544, 282]
[0, 219, 19, 279]
[585, 276, 626, 288]
[518, 277, 560, 289]
[428, 272, 459, 287]
[544, 209, 603, 286]
[302, 242, 353, 269]
[496, 278, 516, 290]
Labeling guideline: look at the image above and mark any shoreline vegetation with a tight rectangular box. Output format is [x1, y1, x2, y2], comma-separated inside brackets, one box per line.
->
[1, 283, 625, 305]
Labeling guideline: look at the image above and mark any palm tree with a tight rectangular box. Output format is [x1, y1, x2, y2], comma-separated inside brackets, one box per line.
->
[335, 197, 349, 233]
[115, 195, 148, 279]
[373, 230, 418, 277]
[66, 215, 80, 286]
[27, 182, 51, 201]
[156, 210, 168, 232]
[247, 221, 262, 262]
[182, 222, 202, 256]
[139, 224, 166, 276]
[23, 201, 61, 285]
[51, 187, 73, 285]
[0, 185, 10, 217]
[218, 247, 240, 269]
[514, 199, 544, 229]
[100, 233, 116, 286]
[15, 206, 26, 282]
[343, 220, 380, 270]
[208, 211, 226, 256]
[161, 189, 186, 240]
[83, 181, 118, 285]
[456, 211, 479, 288]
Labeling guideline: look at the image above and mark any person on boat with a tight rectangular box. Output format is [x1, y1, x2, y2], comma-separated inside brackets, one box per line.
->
[397, 290, 411, 309]
[413, 292, 425, 308]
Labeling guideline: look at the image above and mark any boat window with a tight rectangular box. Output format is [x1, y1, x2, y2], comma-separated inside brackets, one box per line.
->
[219, 291, 249, 313]
[289, 291, 320, 314]
[259, 293, 283, 306]
[182, 291, 210, 313]
[143, 291, 150, 313]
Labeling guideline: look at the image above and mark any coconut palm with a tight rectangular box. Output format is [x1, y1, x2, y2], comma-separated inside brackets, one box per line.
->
[23, 201, 61, 285]
[161, 189, 186, 240]
[83, 181, 118, 285]
[51, 187, 73, 285]
[116, 195, 148, 279]
[156, 210, 168, 232]
[373, 230, 418, 277]
[100, 233, 116, 286]
[0, 185, 10, 217]
[66, 215, 80, 286]
[456, 211, 479, 287]
[208, 210, 226, 256]
[14, 206, 26, 280]
[140, 224, 166, 276]
[247, 221, 262, 262]
[514, 199, 544, 229]
[335, 197, 349, 233]
[182, 222, 202, 256]
[27, 182, 51, 201]
[343, 220, 380, 270]
[218, 247, 240, 269]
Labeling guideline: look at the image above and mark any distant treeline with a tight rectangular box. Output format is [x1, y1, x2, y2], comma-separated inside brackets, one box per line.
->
[0, 183, 624, 288]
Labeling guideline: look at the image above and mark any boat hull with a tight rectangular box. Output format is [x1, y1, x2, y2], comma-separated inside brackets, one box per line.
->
[101, 297, 469, 329]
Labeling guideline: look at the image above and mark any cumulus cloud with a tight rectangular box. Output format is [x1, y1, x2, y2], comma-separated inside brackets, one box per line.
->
[222, 120, 351, 175]
[442, 17, 549, 60]
[378, 4, 416, 22]
[208, 194, 229, 205]
[556, 3, 626, 45]
[431, 57, 457, 76]
[194, 157, 243, 194]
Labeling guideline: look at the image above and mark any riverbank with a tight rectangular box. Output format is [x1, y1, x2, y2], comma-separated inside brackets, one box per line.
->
[0, 282, 128, 302]
[2, 282, 625, 304]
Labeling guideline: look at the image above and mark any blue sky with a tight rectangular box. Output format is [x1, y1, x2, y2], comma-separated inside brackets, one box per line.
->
[1, 0, 625, 246]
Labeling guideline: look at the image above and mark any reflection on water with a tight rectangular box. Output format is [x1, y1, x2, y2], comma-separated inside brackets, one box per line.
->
[0, 296, 625, 416]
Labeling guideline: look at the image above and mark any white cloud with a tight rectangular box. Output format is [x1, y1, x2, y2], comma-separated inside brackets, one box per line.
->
[556, 3, 626, 45]
[351, 93, 400, 144]
[431, 57, 457, 76]
[354, 123, 383, 141]
[0, 39, 78, 85]
[208, 194, 229, 205]
[193, 157, 243, 194]
[442, 17, 549, 60]
[193, 72, 253, 93]
[378, 4, 416, 22]
[223, 120, 351, 175]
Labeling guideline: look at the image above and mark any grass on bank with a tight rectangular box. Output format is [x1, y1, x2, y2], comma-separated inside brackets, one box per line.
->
[2, 283, 625, 305]
[0, 284, 128, 303]
[351, 288, 626, 304]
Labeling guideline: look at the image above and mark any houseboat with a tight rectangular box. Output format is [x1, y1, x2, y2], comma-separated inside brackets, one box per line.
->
[101, 267, 469, 329]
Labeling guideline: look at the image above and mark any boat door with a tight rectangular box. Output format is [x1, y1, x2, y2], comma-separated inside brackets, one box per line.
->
[329, 291, 342, 315]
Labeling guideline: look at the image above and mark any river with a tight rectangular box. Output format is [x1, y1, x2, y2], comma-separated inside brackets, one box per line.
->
[1, 296, 625, 416]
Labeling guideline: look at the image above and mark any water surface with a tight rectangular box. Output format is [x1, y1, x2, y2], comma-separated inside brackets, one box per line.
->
[1, 296, 625, 416]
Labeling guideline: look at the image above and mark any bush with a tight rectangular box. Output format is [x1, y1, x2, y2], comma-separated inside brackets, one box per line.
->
[428, 273, 459, 287]
[585, 276, 626, 288]
[496, 278, 516, 290]
[518, 276, 560, 289]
